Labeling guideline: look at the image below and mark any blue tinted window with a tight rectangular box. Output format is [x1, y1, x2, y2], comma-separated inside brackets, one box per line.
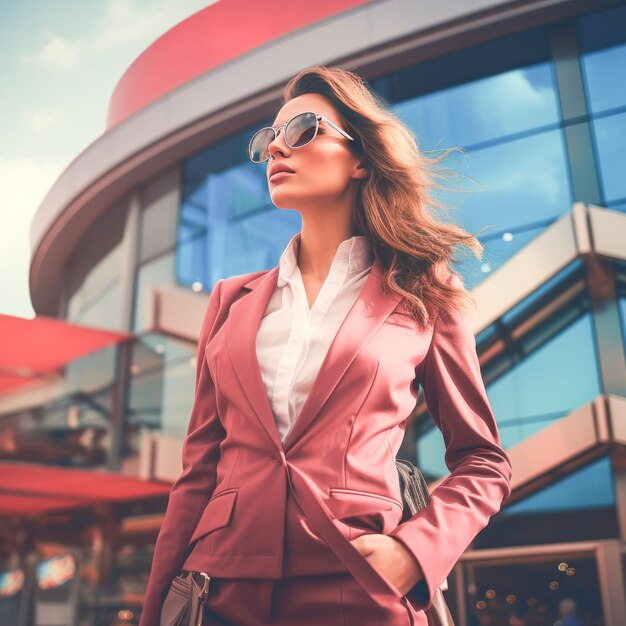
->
[417, 427, 446, 478]
[503, 456, 615, 515]
[441, 130, 570, 233]
[591, 111, 626, 208]
[581, 42, 626, 113]
[390, 58, 570, 285]
[489, 313, 600, 449]
[417, 312, 600, 477]
[394, 63, 560, 150]
[578, 4, 626, 113]
[578, 5, 626, 209]
[371, 26, 552, 106]
[177, 123, 301, 290]
[428, 129, 572, 285]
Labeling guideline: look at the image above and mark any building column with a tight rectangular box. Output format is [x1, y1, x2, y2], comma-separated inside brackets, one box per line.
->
[108, 190, 141, 471]
[596, 540, 626, 624]
[549, 20, 602, 206]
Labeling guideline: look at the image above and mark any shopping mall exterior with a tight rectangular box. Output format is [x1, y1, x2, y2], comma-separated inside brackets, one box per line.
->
[1, 0, 626, 624]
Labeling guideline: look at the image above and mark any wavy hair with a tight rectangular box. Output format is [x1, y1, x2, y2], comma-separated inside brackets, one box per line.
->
[283, 65, 486, 329]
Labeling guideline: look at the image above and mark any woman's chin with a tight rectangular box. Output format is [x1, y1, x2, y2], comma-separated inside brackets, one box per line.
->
[269, 190, 301, 208]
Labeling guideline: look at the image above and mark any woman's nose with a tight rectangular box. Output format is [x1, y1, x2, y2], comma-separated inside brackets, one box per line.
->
[267, 128, 290, 160]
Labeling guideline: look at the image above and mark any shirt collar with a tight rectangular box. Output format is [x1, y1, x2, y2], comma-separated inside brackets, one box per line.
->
[277, 232, 374, 288]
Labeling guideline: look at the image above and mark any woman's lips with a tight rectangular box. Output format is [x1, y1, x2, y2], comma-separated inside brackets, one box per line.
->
[269, 171, 294, 183]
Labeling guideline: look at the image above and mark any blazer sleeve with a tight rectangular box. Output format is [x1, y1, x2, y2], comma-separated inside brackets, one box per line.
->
[388, 273, 513, 612]
[139, 278, 227, 626]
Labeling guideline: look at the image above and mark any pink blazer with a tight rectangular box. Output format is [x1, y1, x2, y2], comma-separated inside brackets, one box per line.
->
[139, 255, 513, 625]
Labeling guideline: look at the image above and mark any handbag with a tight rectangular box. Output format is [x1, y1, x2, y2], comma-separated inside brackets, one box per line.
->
[159, 569, 210, 626]
[396, 458, 456, 626]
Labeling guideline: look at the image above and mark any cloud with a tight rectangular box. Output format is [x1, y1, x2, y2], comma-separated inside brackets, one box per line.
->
[0, 157, 64, 318]
[25, 110, 59, 133]
[91, 0, 205, 52]
[21, 32, 82, 70]
[21, 0, 216, 71]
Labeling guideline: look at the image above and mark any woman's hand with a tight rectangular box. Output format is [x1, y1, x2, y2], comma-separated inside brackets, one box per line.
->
[350, 533, 424, 596]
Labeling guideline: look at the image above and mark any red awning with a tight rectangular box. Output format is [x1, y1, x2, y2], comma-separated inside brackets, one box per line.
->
[0, 462, 171, 517]
[0, 313, 130, 394]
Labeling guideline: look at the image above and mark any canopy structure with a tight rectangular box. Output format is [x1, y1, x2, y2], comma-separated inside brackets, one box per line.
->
[0, 462, 171, 517]
[0, 313, 130, 394]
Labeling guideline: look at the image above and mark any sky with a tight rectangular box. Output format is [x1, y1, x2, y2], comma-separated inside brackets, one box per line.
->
[0, 0, 220, 319]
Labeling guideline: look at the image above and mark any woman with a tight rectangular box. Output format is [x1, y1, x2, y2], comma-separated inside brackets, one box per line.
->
[139, 66, 513, 626]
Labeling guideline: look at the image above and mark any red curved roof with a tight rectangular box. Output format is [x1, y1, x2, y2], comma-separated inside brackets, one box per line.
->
[106, 0, 374, 130]
[0, 462, 171, 516]
[0, 313, 129, 394]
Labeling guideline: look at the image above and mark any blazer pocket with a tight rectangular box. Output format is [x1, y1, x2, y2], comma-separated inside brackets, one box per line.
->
[188, 487, 238, 544]
[327, 487, 403, 518]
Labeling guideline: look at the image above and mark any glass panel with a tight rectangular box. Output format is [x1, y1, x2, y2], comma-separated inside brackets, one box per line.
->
[176, 207, 300, 291]
[591, 111, 626, 206]
[434, 129, 571, 284]
[389, 100, 570, 285]
[65, 196, 128, 332]
[178, 123, 303, 290]
[578, 4, 626, 114]
[415, 425, 446, 481]
[578, 5, 626, 210]
[460, 552, 603, 625]
[417, 310, 600, 477]
[139, 167, 179, 263]
[480, 457, 618, 549]
[127, 335, 196, 438]
[371, 26, 552, 108]
[66, 280, 123, 331]
[0, 342, 118, 467]
[505, 457, 615, 515]
[0, 389, 114, 468]
[133, 252, 175, 333]
[369, 27, 565, 288]
[490, 313, 600, 449]
[393, 63, 560, 150]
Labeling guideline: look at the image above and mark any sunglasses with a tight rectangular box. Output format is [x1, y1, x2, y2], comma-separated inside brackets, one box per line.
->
[248, 111, 355, 163]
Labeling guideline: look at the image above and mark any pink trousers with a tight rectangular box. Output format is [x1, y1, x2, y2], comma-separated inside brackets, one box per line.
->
[201, 572, 421, 625]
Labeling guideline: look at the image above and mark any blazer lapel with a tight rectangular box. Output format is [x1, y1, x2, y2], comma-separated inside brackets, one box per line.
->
[226, 255, 403, 453]
[226, 265, 282, 449]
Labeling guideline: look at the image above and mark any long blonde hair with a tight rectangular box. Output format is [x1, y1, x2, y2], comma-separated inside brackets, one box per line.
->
[283, 65, 485, 329]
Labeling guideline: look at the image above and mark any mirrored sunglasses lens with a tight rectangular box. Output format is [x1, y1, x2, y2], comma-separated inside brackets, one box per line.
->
[286, 113, 317, 147]
[249, 128, 275, 162]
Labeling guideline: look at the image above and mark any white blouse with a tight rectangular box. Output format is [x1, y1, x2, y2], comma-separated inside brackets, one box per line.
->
[255, 231, 375, 443]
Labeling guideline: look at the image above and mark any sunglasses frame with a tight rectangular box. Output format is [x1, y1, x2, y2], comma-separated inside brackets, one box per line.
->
[248, 111, 355, 163]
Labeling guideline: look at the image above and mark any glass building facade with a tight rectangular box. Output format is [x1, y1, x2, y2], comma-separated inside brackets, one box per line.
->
[3, 3, 626, 625]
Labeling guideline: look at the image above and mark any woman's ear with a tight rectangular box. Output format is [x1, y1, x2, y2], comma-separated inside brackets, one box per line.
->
[352, 158, 370, 180]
